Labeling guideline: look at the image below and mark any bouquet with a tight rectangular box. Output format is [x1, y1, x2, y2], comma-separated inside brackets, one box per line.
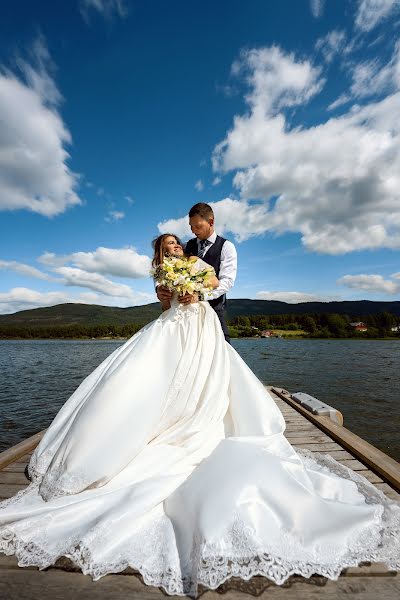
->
[150, 255, 216, 297]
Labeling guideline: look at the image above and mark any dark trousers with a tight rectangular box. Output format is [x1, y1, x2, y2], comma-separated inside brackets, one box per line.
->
[212, 305, 231, 345]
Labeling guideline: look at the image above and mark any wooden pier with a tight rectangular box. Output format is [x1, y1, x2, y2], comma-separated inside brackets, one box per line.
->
[1, 386, 399, 599]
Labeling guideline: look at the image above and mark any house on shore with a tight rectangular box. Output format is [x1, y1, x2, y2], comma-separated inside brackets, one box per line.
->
[349, 321, 368, 332]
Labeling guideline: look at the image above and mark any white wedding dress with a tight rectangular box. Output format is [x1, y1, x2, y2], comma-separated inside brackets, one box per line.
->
[1, 266, 400, 596]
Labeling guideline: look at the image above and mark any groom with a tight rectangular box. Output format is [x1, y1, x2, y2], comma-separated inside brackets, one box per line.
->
[157, 202, 237, 344]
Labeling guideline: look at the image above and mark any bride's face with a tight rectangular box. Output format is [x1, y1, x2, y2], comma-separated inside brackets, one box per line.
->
[163, 236, 183, 256]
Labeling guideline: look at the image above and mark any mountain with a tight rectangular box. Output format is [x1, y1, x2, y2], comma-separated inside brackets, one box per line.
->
[225, 299, 400, 319]
[0, 299, 399, 329]
[0, 302, 162, 327]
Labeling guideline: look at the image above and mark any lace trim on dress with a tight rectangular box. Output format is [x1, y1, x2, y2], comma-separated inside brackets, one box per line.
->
[26, 446, 103, 501]
[1, 448, 399, 597]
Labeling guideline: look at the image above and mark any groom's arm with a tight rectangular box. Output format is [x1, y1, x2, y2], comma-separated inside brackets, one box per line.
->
[202, 241, 237, 301]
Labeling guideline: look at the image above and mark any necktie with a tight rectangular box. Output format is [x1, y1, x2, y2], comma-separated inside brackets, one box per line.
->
[198, 239, 210, 258]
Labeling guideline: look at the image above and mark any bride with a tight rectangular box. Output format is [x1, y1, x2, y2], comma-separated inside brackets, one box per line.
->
[0, 233, 399, 597]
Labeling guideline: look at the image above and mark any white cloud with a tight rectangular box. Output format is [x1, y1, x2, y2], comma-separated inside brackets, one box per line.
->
[329, 41, 400, 109]
[194, 179, 204, 192]
[207, 44, 400, 254]
[52, 266, 139, 297]
[38, 246, 151, 279]
[315, 30, 346, 63]
[104, 210, 125, 222]
[327, 93, 350, 111]
[355, 0, 398, 32]
[0, 286, 155, 315]
[125, 195, 135, 205]
[74, 290, 155, 306]
[0, 288, 73, 315]
[36, 252, 69, 268]
[0, 37, 81, 217]
[256, 290, 336, 303]
[310, 0, 325, 18]
[80, 0, 128, 21]
[158, 215, 192, 239]
[0, 260, 52, 280]
[337, 273, 399, 294]
[212, 176, 222, 186]
[228, 46, 324, 117]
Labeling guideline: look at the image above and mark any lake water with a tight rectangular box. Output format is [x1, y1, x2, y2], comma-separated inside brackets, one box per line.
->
[0, 338, 399, 461]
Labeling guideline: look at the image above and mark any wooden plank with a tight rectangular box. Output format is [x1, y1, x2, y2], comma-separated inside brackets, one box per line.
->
[355, 470, 384, 484]
[285, 431, 341, 441]
[285, 427, 319, 435]
[1, 463, 29, 473]
[290, 438, 343, 454]
[374, 482, 400, 502]
[334, 458, 372, 471]
[7, 454, 33, 464]
[0, 567, 399, 600]
[0, 433, 44, 471]
[285, 425, 320, 433]
[283, 420, 307, 424]
[285, 436, 339, 445]
[282, 415, 314, 420]
[0, 471, 30, 485]
[0, 483, 27, 498]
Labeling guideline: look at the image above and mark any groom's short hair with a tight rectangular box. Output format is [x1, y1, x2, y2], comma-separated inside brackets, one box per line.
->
[189, 202, 214, 221]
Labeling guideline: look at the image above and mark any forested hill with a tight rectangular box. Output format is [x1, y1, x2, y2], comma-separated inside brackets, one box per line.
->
[225, 299, 400, 319]
[0, 298, 399, 328]
[0, 302, 162, 327]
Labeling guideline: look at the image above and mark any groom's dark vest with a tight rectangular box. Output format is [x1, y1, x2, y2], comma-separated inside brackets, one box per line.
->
[185, 235, 227, 309]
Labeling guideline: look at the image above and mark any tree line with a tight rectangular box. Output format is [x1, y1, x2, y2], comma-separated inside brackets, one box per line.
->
[228, 311, 400, 339]
[0, 322, 145, 339]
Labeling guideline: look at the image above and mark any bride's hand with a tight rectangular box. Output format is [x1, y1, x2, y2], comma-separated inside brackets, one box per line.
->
[178, 292, 199, 305]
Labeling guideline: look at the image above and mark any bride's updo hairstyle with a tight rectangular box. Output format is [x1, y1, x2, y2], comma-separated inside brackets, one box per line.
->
[151, 233, 185, 268]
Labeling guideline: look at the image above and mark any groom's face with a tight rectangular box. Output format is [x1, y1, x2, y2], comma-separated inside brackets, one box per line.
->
[189, 215, 214, 240]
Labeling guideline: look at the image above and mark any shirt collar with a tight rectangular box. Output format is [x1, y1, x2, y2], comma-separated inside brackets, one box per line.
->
[198, 230, 217, 244]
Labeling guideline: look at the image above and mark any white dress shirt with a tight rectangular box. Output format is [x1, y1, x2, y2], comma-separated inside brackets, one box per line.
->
[196, 231, 237, 302]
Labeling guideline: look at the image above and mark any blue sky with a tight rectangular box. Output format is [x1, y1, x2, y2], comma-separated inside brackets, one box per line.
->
[1, 0, 400, 314]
